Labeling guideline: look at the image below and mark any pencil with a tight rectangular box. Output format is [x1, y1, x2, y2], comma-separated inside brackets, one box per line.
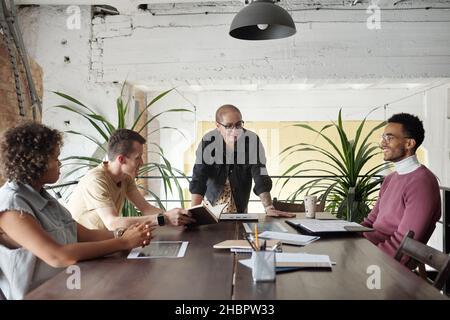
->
[254, 224, 260, 250]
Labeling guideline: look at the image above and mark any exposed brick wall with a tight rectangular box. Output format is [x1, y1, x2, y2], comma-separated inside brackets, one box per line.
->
[0, 33, 43, 184]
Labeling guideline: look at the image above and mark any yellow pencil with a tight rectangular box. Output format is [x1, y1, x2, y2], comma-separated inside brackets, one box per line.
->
[254, 224, 260, 250]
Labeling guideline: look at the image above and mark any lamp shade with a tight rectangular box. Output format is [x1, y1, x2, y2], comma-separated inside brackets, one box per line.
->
[229, 0, 296, 40]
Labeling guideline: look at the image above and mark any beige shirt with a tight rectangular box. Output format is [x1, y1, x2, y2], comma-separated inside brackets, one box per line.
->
[67, 162, 138, 230]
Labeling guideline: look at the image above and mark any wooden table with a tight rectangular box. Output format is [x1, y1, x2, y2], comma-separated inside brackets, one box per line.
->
[25, 214, 447, 300]
[26, 221, 237, 299]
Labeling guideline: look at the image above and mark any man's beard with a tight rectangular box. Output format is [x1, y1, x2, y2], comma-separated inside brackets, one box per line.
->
[386, 146, 407, 162]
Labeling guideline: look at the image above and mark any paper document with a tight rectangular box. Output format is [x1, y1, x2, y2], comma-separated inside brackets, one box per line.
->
[258, 231, 319, 246]
[213, 239, 281, 253]
[287, 219, 364, 233]
[239, 252, 334, 271]
[243, 222, 288, 234]
[127, 241, 188, 259]
[275, 252, 332, 268]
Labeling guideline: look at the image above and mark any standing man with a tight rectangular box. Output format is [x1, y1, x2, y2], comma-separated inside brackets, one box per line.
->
[68, 129, 194, 231]
[189, 104, 294, 217]
[362, 113, 441, 259]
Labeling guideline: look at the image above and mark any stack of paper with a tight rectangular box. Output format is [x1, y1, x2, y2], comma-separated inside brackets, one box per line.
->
[239, 252, 333, 271]
[258, 231, 319, 246]
[275, 252, 332, 268]
[243, 222, 288, 234]
[213, 240, 281, 253]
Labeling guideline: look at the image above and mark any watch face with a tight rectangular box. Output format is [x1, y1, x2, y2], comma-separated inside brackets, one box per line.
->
[158, 214, 165, 226]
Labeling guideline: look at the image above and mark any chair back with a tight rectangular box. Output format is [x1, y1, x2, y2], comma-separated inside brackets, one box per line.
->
[394, 230, 450, 290]
[272, 198, 304, 212]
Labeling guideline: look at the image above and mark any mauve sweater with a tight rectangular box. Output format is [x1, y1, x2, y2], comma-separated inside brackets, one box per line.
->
[362, 165, 441, 258]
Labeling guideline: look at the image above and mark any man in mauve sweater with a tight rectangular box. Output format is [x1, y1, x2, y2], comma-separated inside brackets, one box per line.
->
[362, 113, 441, 260]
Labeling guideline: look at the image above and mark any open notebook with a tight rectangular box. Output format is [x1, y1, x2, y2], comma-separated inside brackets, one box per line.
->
[286, 219, 374, 234]
[188, 202, 228, 226]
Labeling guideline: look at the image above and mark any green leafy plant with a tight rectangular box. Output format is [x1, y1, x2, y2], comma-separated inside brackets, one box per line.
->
[53, 87, 192, 216]
[279, 109, 389, 222]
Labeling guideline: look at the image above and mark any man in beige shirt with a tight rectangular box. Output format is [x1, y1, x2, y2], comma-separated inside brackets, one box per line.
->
[68, 129, 194, 230]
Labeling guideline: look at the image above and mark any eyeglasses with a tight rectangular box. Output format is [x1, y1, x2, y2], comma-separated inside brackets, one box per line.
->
[217, 120, 245, 131]
[380, 133, 411, 143]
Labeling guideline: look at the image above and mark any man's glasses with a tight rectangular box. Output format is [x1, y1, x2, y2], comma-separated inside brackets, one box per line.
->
[218, 120, 245, 131]
[380, 133, 411, 143]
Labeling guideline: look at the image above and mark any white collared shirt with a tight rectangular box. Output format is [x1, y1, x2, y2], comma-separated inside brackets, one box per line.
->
[394, 155, 421, 175]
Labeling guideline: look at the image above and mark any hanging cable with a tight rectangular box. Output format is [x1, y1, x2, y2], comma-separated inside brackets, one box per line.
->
[0, 1, 25, 117]
[4, 0, 42, 119]
[0, 0, 42, 119]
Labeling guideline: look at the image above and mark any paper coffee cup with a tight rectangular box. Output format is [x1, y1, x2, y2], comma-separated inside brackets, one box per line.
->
[304, 195, 317, 218]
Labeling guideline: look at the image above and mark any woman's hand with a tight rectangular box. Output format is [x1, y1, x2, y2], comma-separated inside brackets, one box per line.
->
[121, 223, 154, 249]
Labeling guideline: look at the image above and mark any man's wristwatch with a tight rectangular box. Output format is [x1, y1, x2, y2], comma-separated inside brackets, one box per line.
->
[157, 213, 165, 226]
[113, 227, 126, 238]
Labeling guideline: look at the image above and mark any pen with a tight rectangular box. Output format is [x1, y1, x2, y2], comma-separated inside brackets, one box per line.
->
[244, 234, 258, 251]
[261, 239, 266, 251]
[248, 234, 257, 250]
[272, 241, 282, 252]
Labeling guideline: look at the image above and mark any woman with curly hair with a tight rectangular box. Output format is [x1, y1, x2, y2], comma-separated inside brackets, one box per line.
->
[0, 122, 153, 300]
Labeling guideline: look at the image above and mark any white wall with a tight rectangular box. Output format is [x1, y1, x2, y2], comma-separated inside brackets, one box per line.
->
[18, 5, 450, 185]
[18, 6, 122, 185]
[423, 86, 450, 187]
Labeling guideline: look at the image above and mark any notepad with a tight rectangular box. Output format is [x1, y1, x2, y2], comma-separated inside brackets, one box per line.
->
[258, 231, 319, 246]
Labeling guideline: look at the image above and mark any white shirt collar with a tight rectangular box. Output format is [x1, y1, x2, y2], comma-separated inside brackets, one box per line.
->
[394, 155, 421, 175]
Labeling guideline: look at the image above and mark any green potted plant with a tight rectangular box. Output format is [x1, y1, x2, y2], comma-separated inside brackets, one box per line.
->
[279, 109, 390, 222]
[52, 86, 192, 216]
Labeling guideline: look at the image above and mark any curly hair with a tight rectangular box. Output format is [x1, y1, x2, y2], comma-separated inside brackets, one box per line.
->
[0, 122, 63, 185]
[388, 113, 425, 152]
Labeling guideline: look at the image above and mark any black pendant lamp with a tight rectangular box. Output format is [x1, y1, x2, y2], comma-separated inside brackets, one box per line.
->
[229, 0, 296, 40]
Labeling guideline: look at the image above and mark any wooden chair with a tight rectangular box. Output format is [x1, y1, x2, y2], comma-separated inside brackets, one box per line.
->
[394, 230, 450, 291]
[273, 194, 326, 213]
